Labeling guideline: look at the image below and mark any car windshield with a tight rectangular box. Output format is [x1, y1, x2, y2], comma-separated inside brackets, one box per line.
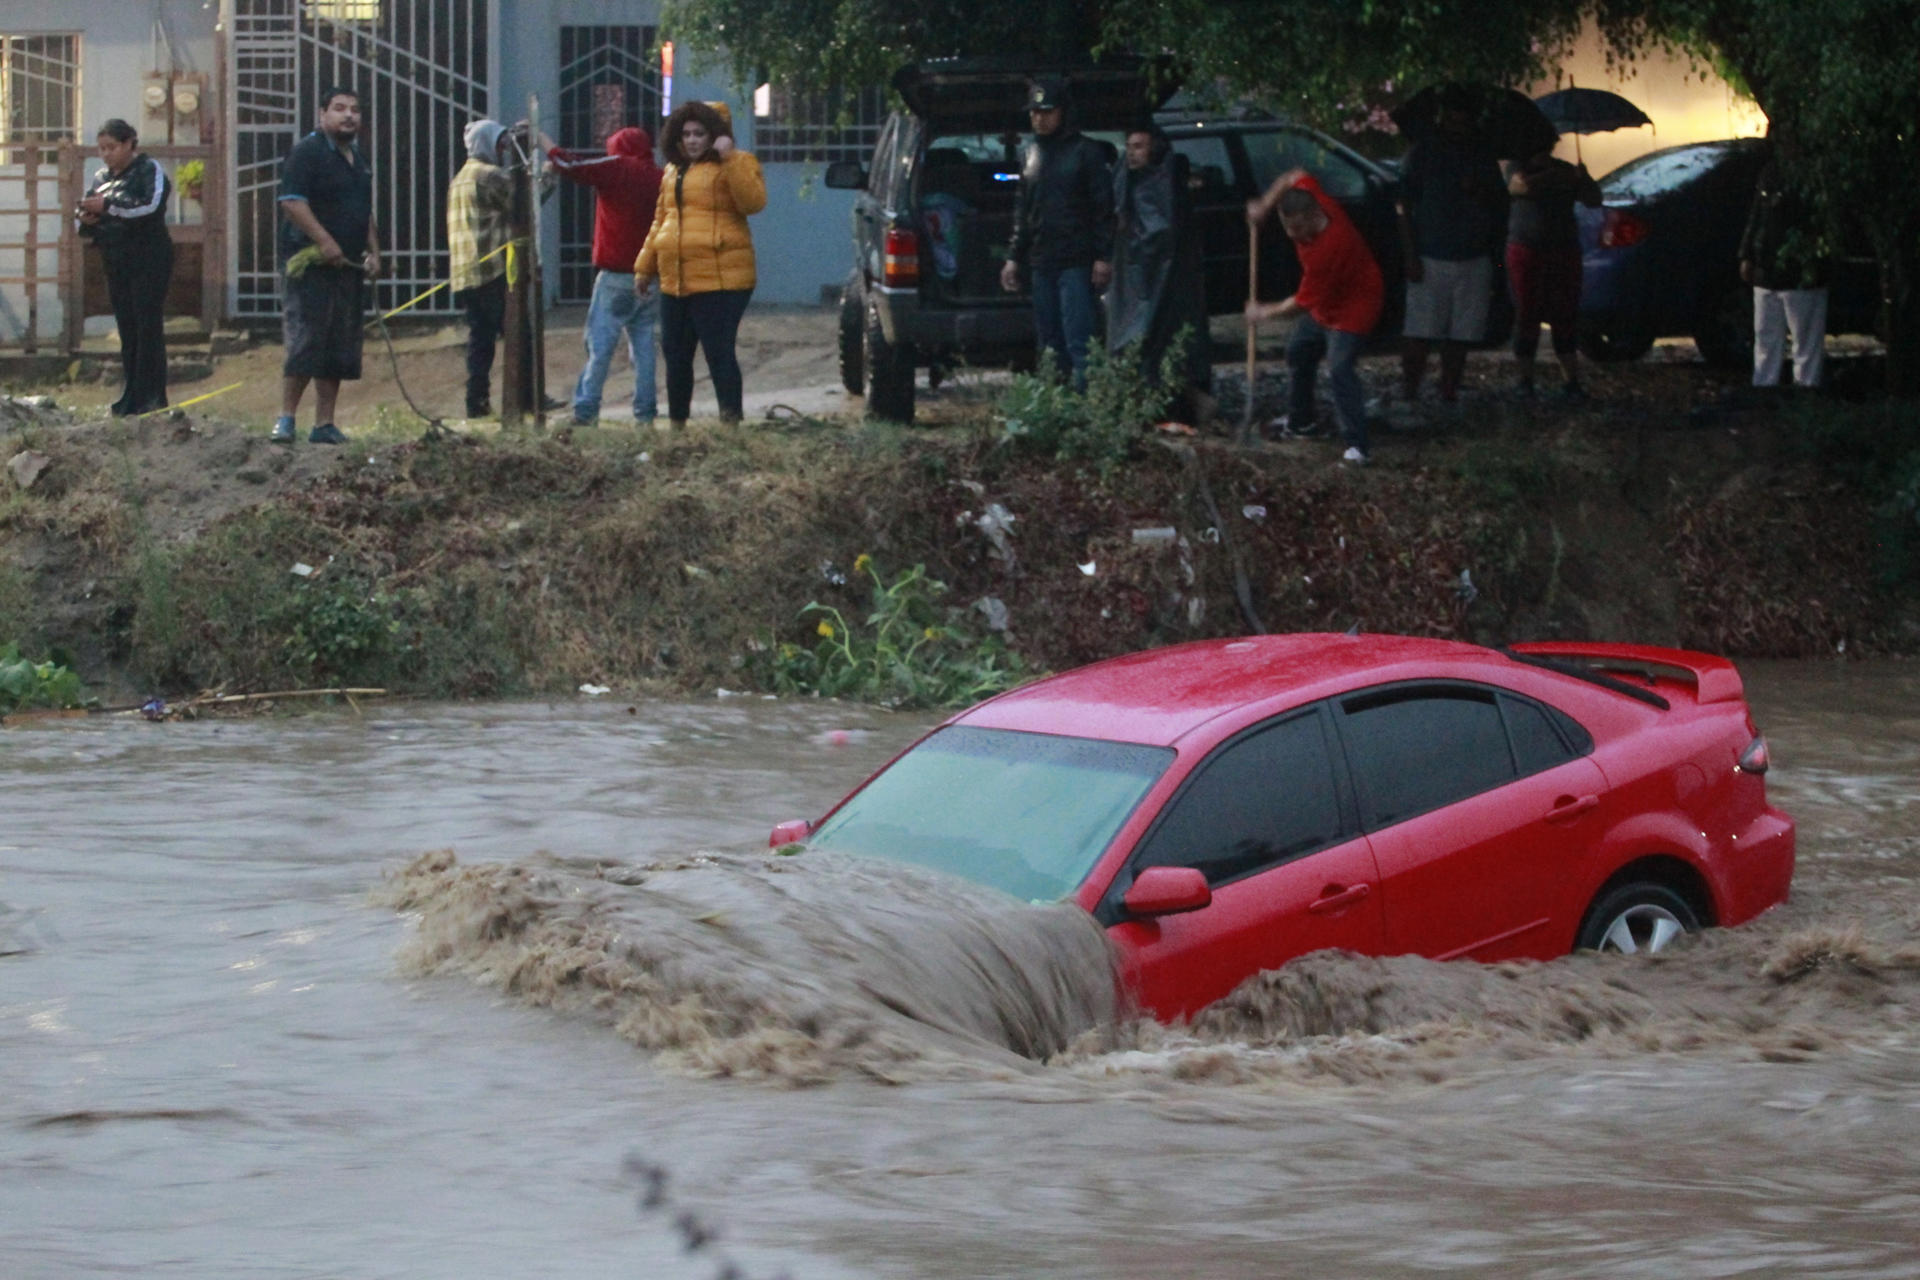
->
[1600, 143, 1745, 201]
[806, 726, 1174, 904]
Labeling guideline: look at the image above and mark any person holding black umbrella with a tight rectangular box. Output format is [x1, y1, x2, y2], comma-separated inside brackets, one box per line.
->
[1395, 85, 1507, 408]
[1505, 148, 1600, 397]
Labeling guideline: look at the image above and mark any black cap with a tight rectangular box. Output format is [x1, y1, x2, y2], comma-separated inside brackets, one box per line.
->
[1027, 77, 1068, 112]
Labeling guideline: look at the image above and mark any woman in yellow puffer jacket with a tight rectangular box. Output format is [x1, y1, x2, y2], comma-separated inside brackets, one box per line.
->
[635, 101, 767, 426]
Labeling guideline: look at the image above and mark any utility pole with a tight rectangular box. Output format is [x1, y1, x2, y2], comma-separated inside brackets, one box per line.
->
[499, 99, 548, 427]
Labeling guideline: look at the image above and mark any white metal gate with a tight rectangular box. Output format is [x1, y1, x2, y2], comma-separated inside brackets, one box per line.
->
[225, 0, 492, 317]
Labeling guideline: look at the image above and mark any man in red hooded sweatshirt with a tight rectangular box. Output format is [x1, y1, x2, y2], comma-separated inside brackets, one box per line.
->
[1246, 167, 1384, 465]
[548, 126, 664, 425]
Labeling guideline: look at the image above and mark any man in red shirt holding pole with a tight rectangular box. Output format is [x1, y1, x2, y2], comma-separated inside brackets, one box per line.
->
[1246, 168, 1384, 465]
[547, 126, 664, 426]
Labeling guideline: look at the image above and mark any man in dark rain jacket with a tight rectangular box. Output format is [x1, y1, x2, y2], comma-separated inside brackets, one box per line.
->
[1000, 77, 1114, 387]
[1107, 124, 1210, 417]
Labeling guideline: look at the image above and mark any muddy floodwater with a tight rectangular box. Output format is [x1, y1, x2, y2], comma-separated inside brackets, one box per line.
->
[5, 663, 1919, 1278]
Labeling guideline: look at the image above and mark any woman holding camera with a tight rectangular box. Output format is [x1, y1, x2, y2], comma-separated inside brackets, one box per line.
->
[78, 119, 173, 416]
[634, 101, 766, 427]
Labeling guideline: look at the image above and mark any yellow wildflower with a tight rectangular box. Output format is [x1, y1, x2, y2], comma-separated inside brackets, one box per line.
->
[854, 553, 873, 574]
[817, 620, 836, 638]
[923, 627, 941, 640]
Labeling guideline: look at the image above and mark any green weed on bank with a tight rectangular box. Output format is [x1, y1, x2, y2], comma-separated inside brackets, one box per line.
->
[768, 556, 1028, 709]
[0, 643, 87, 714]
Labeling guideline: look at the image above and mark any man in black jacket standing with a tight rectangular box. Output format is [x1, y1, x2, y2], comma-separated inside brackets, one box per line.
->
[1001, 77, 1113, 388]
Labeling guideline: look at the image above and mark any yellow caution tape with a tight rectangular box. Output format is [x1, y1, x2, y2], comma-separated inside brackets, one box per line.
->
[140, 380, 245, 417]
[366, 239, 522, 328]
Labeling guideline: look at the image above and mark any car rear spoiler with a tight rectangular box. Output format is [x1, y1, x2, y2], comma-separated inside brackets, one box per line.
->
[1505, 641, 1745, 705]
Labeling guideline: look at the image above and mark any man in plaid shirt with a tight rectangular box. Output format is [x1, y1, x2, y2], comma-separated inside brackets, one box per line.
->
[447, 120, 516, 418]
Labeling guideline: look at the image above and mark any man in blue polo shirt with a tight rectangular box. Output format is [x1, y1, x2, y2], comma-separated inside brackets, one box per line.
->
[272, 85, 380, 444]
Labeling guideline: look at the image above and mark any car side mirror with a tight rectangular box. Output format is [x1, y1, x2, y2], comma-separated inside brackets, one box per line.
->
[768, 818, 812, 848]
[1122, 866, 1212, 918]
[823, 160, 867, 190]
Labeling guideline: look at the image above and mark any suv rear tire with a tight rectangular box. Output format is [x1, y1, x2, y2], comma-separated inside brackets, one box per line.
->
[864, 300, 917, 423]
[838, 277, 866, 396]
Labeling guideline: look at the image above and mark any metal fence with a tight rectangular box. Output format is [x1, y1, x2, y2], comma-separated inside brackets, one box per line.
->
[227, 0, 491, 317]
[554, 24, 660, 301]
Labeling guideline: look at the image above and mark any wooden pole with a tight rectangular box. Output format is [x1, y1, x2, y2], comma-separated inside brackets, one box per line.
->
[1240, 220, 1259, 443]
[500, 156, 532, 427]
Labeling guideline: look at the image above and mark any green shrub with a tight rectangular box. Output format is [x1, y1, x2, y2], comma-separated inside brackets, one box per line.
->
[0, 643, 86, 714]
[768, 555, 1027, 708]
[996, 338, 1184, 479]
[271, 575, 403, 684]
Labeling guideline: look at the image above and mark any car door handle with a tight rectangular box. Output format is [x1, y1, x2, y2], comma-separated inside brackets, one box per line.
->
[1546, 794, 1600, 823]
[1308, 883, 1372, 914]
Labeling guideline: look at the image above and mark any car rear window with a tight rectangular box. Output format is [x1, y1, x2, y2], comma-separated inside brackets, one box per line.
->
[1600, 142, 1748, 201]
[806, 726, 1173, 903]
[1340, 687, 1516, 827]
[1241, 127, 1370, 201]
[1500, 693, 1576, 775]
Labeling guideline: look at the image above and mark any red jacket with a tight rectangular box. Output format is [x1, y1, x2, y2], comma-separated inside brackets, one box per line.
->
[548, 127, 663, 273]
[1290, 174, 1383, 335]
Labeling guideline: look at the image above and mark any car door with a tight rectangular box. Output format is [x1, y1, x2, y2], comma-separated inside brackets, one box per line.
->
[1168, 132, 1249, 316]
[1101, 706, 1386, 1021]
[1334, 683, 1609, 962]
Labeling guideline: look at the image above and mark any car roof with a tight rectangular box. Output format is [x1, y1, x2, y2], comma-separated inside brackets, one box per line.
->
[956, 633, 1519, 747]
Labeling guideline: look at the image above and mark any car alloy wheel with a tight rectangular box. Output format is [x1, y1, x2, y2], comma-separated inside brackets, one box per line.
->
[1595, 902, 1687, 954]
[1576, 881, 1699, 955]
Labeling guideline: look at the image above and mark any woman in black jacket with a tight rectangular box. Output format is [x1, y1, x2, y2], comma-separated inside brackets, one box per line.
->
[78, 119, 173, 415]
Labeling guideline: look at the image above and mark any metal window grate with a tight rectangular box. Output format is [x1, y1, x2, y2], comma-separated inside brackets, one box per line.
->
[0, 33, 81, 167]
[556, 25, 661, 301]
[752, 85, 887, 166]
[229, 0, 490, 316]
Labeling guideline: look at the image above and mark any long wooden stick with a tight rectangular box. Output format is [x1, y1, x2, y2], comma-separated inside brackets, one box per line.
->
[1241, 220, 1260, 444]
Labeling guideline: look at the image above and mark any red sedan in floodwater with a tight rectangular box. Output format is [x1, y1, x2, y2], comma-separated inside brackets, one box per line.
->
[772, 634, 1795, 1021]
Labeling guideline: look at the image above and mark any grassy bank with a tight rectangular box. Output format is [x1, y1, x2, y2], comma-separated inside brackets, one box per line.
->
[3, 386, 1917, 705]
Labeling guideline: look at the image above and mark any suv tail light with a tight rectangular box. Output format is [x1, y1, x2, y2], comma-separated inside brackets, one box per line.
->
[883, 228, 920, 288]
[1737, 735, 1770, 774]
[1598, 208, 1650, 249]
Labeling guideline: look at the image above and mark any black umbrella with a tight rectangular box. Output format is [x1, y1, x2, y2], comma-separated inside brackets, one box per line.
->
[1390, 83, 1560, 160]
[1533, 87, 1653, 136]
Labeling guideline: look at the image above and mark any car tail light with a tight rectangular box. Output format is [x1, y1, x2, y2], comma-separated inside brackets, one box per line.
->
[883, 228, 920, 287]
[1737, 735, 1770, 774]
[1598, 209, 1650, 249]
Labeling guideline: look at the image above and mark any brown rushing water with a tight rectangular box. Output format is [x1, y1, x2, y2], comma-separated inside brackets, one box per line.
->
[3, 663, 1917, 1279]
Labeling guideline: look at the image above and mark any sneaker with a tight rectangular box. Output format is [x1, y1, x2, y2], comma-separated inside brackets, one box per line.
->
[570, 414, 597, 428]
[1341, 446, 1371, 467]
[270, 415, 296, 443]
[308, 422, 348, 445]
[466, 402, 493, 420]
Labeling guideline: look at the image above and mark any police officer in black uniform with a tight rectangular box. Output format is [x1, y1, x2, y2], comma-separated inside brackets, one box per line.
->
[1000, 77, 1114, 389]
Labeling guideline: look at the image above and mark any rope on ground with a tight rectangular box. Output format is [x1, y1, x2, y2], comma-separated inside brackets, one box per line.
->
[359, 239, 520, 439]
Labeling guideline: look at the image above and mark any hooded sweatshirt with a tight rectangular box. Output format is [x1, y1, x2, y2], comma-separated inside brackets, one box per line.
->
[447, 118, 514, 292]
[548, 126, 664, 273]
[635, 103, 767, 296]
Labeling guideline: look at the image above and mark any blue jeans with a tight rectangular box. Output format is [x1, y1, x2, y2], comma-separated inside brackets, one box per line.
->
[1031, 264, 1097, 388]
[573, 270, 657, 422]
[1287, 314, 1368, 452]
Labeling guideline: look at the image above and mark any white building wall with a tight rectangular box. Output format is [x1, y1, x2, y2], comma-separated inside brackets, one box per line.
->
[0, 0, 214, 343]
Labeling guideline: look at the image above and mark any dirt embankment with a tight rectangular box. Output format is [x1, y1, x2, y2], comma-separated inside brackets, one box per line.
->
[2, 347, 1917, 702]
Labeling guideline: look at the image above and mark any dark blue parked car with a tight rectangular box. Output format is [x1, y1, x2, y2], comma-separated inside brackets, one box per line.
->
[1576, 139, 1878, 367]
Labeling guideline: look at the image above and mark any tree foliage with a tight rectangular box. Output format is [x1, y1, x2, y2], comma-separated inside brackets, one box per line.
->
[670, 0, 1920, 388]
